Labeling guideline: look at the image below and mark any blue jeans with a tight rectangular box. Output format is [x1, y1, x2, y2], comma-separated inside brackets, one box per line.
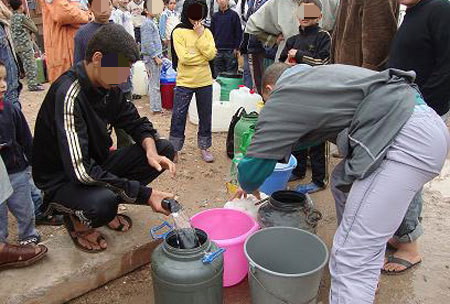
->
[169, 85, 212, 151]
[0, 168, 40, 243]
[214, 50, 238, 78]
[393, 191, 423, 243]
[28, 167, 44, 218]
[243, 54, 253, 89]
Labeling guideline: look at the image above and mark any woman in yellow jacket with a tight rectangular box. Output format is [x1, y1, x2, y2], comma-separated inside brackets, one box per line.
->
[169, 0, 216, 163]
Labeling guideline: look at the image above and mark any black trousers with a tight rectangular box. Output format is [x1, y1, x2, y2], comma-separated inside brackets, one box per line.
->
[214, 50, 238, 78]
[134, 27, 141, 44]
[44, 140, 175, 228]
[292, 142, 326, 187]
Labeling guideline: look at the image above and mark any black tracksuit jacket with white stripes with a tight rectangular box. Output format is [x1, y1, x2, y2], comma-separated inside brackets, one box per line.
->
[32, 62, 157, 204]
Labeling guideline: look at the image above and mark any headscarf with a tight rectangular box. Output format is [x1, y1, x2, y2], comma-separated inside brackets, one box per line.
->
[170, 0, 213, 72]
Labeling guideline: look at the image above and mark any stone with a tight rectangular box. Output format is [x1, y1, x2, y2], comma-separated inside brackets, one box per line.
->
[0, 206, 165, 304]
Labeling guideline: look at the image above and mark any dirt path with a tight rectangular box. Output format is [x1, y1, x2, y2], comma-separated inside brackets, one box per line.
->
[13, 85, 450, 304]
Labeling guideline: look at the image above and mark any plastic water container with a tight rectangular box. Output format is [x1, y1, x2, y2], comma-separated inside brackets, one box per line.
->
[213, 81, 221, 104]
[216, 73, 243, 101]
[131, 61, 149, 96]
[230, 85, 262, 113]
[161, 83, 176, 109]
[260, 155, 297, 195]
[191, 208, 260, 287]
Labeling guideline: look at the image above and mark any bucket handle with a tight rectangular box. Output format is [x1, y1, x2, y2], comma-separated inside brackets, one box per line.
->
[202, 248, 226, 264]
[249, 263, 318, 304]
[150, 221, 174, 240]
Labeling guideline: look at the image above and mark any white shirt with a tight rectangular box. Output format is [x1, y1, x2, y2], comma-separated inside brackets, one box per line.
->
[111, 8, 136, 38]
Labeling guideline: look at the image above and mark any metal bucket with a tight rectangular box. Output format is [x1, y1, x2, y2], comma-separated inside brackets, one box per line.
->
[244, 227, 329, 304]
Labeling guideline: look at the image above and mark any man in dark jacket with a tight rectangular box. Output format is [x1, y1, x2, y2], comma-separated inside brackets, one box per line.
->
[32, 24, 176, 253]
[383, 0, 450, 275]
[210, 0, 242, 77]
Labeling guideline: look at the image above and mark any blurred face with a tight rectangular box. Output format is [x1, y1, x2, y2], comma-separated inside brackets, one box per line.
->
[0, 65, 7, 101]
[298, 3, 321, 27]
[119, 0, 129, 8]
[145, 0, 164, 14]
[399, 0, 422, 7]
[90, 52, 131, 89]
[217, 0, 228, 9]
[168, 0, 176, 11]
[90, 0, 113, 23]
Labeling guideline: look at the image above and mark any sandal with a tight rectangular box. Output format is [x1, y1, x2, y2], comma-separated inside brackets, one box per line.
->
[107, 214, 133, 232]
[63, 216, 107, 253]
[0, 243, 48, 270]
[382, 255, 422, 275]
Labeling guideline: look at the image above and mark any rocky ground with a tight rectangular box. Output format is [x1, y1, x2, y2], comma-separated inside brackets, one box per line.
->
[6, 83, 450, 303]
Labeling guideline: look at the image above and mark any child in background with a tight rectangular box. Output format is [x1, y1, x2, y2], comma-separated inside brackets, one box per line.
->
[210, 0, 242, 77]
[279, 0, 331, 194]
[170, 0, 216, 163]
[141, 0, 163, 113]
[127, 0, 145, 44]
[0, 60, 42, 247]
[111, 0, 135, 38]
[9, 0, 43, 92]
[159, 0, 180, 57]
[74, 0, 113, 65]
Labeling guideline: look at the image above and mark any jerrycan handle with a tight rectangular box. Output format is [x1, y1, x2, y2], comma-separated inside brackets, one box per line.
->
[150, 221, 174, 240]
[202, 248, 226, 264]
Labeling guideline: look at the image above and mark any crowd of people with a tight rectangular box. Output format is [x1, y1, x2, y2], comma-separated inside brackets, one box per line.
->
[0, 0, 450, 303]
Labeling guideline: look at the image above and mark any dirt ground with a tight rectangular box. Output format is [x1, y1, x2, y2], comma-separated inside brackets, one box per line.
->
[8, 84, 450, 303]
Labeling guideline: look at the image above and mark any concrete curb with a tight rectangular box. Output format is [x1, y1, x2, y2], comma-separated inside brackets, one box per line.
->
[0, 206, 164, 304]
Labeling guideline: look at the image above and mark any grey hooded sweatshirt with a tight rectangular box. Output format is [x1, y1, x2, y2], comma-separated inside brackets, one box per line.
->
[246, 64, 418, 191]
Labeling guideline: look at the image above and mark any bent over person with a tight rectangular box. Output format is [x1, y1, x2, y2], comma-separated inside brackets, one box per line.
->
[32, 24, 176, 253]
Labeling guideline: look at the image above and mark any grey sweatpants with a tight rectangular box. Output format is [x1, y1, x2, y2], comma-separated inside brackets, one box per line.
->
[329, 107, 450, 303]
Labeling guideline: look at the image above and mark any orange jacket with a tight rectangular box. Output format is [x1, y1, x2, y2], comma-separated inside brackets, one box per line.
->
[38, 0, 90, 82]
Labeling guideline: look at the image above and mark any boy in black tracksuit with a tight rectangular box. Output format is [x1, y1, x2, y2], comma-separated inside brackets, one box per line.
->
[279, 1, 331, 194]
[32, 24, 176, 253]
[210, 0, 242, 78]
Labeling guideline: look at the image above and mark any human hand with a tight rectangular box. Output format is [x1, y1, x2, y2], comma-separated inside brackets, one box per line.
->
[146, 152, 176, 176]
[193, 21, 205, 36]
[154, 56, 163, 65]
[231, 188, 261, 201]
[148, 190, 175, 216]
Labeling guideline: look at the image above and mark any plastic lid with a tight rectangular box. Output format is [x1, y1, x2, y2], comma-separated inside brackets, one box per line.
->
[249, 89, 255, 94]
[239, 85, 246, 88]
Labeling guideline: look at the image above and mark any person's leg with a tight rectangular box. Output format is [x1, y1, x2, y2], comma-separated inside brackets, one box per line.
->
[7, 170, 40, 245]
[243, 54, 253, 89]
[21, 47, 40, 89]
[116, 128, 134, 148]
[0, 202, 8, 243]
[195, 85, 213, 158]
[329, 160, 437, 303]
[169, 86, 195, 152]
[134, 27, 141, 44]
[252, 52, 265, 94]
[214, 51, 225, 79]
[103, 140, 175, 185]
[224, 50, 238, 74]
[292, 148, 308, 179]
[330, 160, 348, 225]
[145, 56, 163, 112]
[309, 143, 326, 187]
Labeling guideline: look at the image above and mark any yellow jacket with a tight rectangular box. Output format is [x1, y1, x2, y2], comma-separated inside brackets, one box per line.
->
[172, 27, 216, 88]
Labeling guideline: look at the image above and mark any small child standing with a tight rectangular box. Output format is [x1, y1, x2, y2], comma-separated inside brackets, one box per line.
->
[159, 0, 180, 58]
[141, 1, 163, 113]
[74, 0, 113, 65]
[111, 0, 135, 38]
[9, 0, 43, 92]
[0, 60, 42, 247]
[127, 0, 145, 44]
[210, 0, 242, 77]
[279, 0, 331, 194]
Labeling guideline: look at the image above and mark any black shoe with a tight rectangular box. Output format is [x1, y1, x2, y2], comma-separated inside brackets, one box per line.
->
[36, 214, 64, 226]
[131, 94, 142, 100]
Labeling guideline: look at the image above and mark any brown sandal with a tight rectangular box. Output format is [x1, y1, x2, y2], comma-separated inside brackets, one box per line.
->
[63, 216, 107, 253]
[0, 243, 48, 270]
[107, 214, 133, 232]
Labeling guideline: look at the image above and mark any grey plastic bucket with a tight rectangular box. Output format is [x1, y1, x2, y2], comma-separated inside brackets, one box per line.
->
[244, 227, 329, 304]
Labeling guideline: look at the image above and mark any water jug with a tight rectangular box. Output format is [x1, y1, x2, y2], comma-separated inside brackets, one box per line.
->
[216, 73, 243, 101]
[230, 85, 263, 113]
[131, 60, 148, 96]
[257, 190, 322, 234]
[233, 112, 259, 155]
[151, 224, 225, 304]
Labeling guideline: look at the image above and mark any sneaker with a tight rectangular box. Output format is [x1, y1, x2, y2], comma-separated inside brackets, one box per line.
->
[295, 182, 325, 194]
[132, 94, 142, 100]
[29, 85, 45, 92]
[200, 150, 214, 163]
[19, 235, 41, 246]
[289, 173, 305, 182]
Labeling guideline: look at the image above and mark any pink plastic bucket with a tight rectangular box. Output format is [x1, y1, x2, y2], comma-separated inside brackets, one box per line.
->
[191, 208, 259, 287]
